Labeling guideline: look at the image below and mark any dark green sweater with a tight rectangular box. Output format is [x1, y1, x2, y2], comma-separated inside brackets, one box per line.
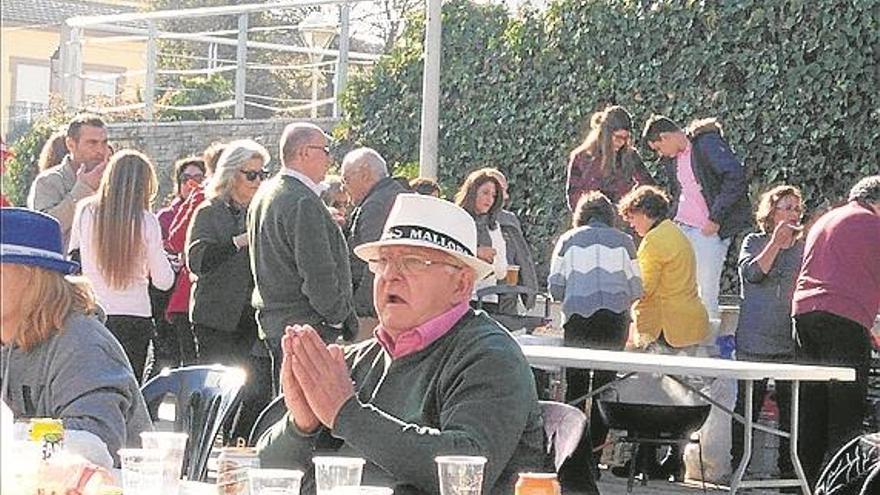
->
[258, 311, 549, 494]
[247, 174, 357, 341]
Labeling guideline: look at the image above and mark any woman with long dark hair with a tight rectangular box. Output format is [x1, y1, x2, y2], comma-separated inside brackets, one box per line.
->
[566, 105, 654, 210]
[454, 169, 508, 308]
[69, 150, 174, 382]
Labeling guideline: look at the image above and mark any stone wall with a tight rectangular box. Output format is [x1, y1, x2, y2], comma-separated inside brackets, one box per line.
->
[107, 118, 338, 206]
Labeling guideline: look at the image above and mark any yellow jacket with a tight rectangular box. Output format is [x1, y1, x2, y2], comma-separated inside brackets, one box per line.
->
[632, 219, 709, 347]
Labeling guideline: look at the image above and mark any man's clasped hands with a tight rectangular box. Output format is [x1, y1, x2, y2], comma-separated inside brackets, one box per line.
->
[280, 325, 356, 434]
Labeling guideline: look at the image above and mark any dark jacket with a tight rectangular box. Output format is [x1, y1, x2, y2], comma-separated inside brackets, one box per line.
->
[566, 146, 654, 210]
[257, 310, 548, 495]
[186, 197, 254, 333]
[348, 176, 409, 317]
[248, 174, 357, 342]
[497, 209, 539, 310]
[659, 119, 752, 239]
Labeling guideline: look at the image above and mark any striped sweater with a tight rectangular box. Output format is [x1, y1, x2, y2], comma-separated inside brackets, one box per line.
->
[548, 220, 643, 323]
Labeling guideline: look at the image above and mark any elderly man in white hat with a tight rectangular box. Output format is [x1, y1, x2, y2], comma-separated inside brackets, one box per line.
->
[257, 194, 549, 494]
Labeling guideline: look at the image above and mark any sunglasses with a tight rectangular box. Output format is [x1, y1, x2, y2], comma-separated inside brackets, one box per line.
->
[240, 169, 270, 182]
[180, 172, 205, 183]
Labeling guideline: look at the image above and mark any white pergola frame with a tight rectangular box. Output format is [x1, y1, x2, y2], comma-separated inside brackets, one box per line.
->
[62, 0, 442, 178]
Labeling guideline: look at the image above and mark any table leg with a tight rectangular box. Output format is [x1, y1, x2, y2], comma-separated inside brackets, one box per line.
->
[789, 380, 811, 495]
[730, 379, 753, 495]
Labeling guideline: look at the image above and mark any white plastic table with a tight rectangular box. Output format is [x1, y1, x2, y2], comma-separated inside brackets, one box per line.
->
[519, 345, 856, 495]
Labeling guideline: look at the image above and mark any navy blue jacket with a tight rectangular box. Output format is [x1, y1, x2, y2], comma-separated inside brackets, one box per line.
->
[660, 120, 752, 239]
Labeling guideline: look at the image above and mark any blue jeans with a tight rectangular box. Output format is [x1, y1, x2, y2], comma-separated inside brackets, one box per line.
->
[677, 223, 731, 323]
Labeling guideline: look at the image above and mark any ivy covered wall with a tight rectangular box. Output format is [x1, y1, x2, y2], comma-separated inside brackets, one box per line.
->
[338, 0, 879, 292]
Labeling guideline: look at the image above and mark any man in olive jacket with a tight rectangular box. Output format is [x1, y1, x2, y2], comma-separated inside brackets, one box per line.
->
[248, 123, 358, 361]
[341, 147, 408, 340]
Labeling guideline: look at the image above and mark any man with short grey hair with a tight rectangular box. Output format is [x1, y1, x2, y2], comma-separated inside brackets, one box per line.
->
[248, 123, 357, 362]
[341, 147, 409, 339]
[792, 174, 880, 486]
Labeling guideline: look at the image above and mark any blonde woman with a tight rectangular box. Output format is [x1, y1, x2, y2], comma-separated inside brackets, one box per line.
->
[69, 150, 174, 382]
[1, 208, 152, 468]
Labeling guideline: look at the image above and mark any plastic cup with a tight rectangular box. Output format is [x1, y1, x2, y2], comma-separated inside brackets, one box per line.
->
[140, 431, 188, 494]
[435, 455, 487, 495]
[504, 265, 520, 285]
[248, 468, 304, 495]
[313, 456, 366, 495]
[119, 448, 166, 495]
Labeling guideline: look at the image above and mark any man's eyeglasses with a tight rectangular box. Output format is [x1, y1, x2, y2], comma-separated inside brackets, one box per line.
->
[306, 145, 331, 155]
[240, 169, 271, 182]
[367, 255, 462, 275]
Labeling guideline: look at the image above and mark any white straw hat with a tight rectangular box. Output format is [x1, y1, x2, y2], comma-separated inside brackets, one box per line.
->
[353, 194, 493, 280]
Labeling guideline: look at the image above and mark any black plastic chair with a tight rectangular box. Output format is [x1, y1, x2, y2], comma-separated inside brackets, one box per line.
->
[248, 394, 287, 446]
[140, 364, 246, 481]
[475, 285, 551, 334]
[815, 433, 880, 495]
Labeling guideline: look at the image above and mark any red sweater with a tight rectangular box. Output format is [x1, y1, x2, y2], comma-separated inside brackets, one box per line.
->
[164, 188, 206, 318]
[792, 201, 880, 330]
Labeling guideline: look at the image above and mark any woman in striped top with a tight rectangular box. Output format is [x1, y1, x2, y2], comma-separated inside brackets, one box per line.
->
[548, 191, 643, 481]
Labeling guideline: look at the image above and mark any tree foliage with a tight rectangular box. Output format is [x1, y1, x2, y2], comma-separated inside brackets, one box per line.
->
[338, 0, 880, 291]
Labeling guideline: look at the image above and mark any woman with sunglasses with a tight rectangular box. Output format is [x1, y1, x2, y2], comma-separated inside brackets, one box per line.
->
[186, 139, 271, 442]
[730, 185, 805, 479]
[566, 105, 655, 211]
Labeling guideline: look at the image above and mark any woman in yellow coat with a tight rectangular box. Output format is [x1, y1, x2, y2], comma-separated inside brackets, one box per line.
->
[618, 185, 709, 349]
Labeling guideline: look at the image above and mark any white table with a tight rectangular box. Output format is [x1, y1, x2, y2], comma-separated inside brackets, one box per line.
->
[520, 345, 856, 495]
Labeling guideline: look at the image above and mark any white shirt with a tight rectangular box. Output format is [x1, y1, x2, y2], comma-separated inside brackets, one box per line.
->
[281, 167, 328, 197]
[69, 202, 174, 317]
[473, 225, 509, 303]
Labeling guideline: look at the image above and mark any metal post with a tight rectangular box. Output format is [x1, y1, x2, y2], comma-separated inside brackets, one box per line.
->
[418, 0, 442, 179]
[311, 68, 319, 119]
[144, 21, 157, 120]
[61, 25, 84, 110]
[333, 2, 351, 118]
[235, 13, 248, 119]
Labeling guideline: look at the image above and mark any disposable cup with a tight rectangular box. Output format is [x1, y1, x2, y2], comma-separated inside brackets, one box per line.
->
[248, 468, 304, 495]
[435, 455, 487, 495]
[313, 456, 366, 495]
[119, 448, 166, 495]
[140, 431, 188, 494]
[504, 265, 520, 285]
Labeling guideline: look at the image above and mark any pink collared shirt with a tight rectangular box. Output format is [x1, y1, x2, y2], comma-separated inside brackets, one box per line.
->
[673, 143, 711, 229]
[375, 302, 470, 359]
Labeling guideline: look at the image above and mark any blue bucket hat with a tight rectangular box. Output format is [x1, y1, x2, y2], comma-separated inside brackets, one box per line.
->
[0, 208, 80, 274]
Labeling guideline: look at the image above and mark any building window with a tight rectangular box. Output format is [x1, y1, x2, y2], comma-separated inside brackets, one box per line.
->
[14, 63, 51, 105]
[83, 71, 120, 103]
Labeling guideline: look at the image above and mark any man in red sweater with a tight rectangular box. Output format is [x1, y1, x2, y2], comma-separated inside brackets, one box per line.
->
[792, 175, 880, 488]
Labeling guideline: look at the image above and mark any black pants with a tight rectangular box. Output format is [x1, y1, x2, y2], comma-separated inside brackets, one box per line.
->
[106, 315, 155, 385]
[149, 285, 178, 377]
[795, 311, 871, 488]
[170, 312, 198, 366]
[731, 351, 793, 475]
[563, 310, 628, 484]
[194, 308, 273, 444]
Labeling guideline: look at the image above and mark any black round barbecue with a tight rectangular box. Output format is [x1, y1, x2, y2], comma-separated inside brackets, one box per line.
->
[597, 401, 711, 439]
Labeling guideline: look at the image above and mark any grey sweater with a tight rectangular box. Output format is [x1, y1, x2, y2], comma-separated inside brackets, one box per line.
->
[735, 233, 804, 356]
[248, 174, 357, 342]
[258, 311, 549, 495]
[0, 313, 153, 465]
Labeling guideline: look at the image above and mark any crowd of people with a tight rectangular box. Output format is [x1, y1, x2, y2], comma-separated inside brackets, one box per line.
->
[0, 108, 878, 494]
